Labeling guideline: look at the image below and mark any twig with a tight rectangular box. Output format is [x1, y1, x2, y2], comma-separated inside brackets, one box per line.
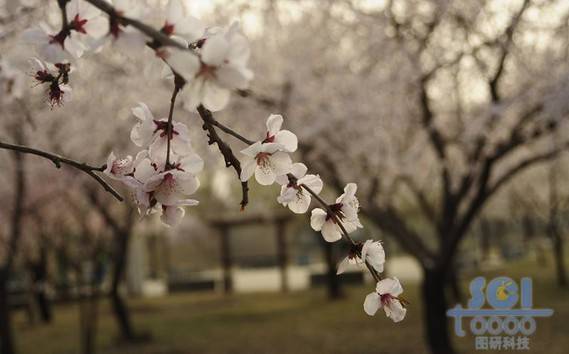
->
[201, 110, 384, 281]
[299, 181, 356, 246]
[196, 105, 249, 209]
[165, 77, 182, 167]
[82, 0, 189, 51]
[0, 140, 123, 201]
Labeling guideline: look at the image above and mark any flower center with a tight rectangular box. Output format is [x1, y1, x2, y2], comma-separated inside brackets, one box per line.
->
[48, 82, 65, 107]
[263, 132, 275, 143]
[255, 152, 271, 167]
[35, 70, 53, 83]
[110, 16, 122, 39]
[49, 30, 68, 48]
[326, 202, 344, 222]
[161, 22, 175, 36]
[197, 63, 217, 80]
[380, 293, 394, 307]
[70, 14, 88, 34]
[154, 120, 179, 139]
[111, 159, 130, 174]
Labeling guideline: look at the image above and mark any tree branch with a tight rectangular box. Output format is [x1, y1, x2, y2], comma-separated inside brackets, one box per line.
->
[82, 0, 188, 51]
[196, 105, 249, 209]
[0, 140, 123, 201]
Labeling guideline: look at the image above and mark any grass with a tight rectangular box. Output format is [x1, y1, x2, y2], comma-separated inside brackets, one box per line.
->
[12, 258, 569, 354]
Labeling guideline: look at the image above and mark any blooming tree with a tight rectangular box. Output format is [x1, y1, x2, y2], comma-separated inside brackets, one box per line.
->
[0, 1, 410, 353]
[225, 1, 569, 353]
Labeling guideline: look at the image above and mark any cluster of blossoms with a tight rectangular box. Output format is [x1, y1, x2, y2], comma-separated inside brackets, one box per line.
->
[104, 102, 202, 227]
[28, 58, 72, 107]
[20, 0, 407, 321]
[238, 114, 406, 322]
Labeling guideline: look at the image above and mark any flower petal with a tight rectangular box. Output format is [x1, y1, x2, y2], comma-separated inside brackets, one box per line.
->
[240, 141, 262, 157]
[240, 157, 256, 182]
[269, 152, 292, 176]
[298, 174, 323, 195]
[287, 191, 311, 214]
[201, 34, 229, 66]
[363, 292, 381, 316]
[179, 153, 204, 174]
[255, 163, 276, 185]
[290, 163, 308, 179]
[266, 114, 283, 135]
[336, 257, 350, 275]
[215, 65, 252, 90]
[161, 206, 185, 227]
[274, 130, 298, 152]
[202, 80, 230, 112]
[321, 221, 342, 242]
[310, 208, 327, 231]
[166, 48, 200, 81]
[376, 277, 403, 297]
[384, 300, 407, 323]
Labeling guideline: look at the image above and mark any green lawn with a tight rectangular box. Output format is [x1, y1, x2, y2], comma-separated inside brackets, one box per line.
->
[13, 259, 569, 354]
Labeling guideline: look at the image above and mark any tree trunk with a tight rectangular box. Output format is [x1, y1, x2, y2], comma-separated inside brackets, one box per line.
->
[0, 271, 15, 354]
[30, 246, 52, 323]
[547, 164, 567, 288]
[446, 267, 463, 304]
[479, 218, 491, 263]
[321, 239, 342, 300]
[110, 232, 135, 341]
[0, 124, 27, 354]
[551, 230, 567, 287]
[422, 267, 455, 354]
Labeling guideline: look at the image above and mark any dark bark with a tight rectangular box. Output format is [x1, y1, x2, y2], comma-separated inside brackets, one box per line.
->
[479, 218, 491, 262]
[552, 231, 567, 287]
[547, 164, 568, 287]
[0, 124, 27, 354]
[446, 267, 463, 304]
[422, 267, 455, 354]
[0, 271, 15, 354]
[321, 238, 343, 300]
[110, 232, 135, 341]
[548, 224, 568, 287]
[29, 246, 52, 323]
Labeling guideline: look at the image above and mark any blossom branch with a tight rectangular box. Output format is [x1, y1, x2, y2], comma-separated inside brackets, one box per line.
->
[81, 0, 189, 50]
[165, 76, 183, 166]
[0, 140, 123, 201]
[198, 110, 384, 282]
[57, 0, 69, 32]
[196, 105, 249, 209]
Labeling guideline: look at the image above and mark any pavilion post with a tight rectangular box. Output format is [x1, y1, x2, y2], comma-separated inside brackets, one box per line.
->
[218, 226, 233, 294]
[275, 219, 289, 293]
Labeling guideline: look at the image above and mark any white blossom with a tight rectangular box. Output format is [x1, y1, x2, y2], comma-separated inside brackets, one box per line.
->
[23, 24, 84, 63]
[91, 0, 146, 56]
[65, 0, 107, 49]
[361, 240, 385, 273]
[263, 114, 298, 152]
[310, 183, 363, 242]
[130, 102, 193, 161]
[168, 22, 253, 112]
[337, 240, 385, 275]
[103, 151, 134, 180]
[142, 153, 202, 206]
[161, 199, 199, 227]
[162, 0, 205, 45]
[276, 163, 322, 214]
[363, 277, 407, 322]
[239, 142, 292, 185]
